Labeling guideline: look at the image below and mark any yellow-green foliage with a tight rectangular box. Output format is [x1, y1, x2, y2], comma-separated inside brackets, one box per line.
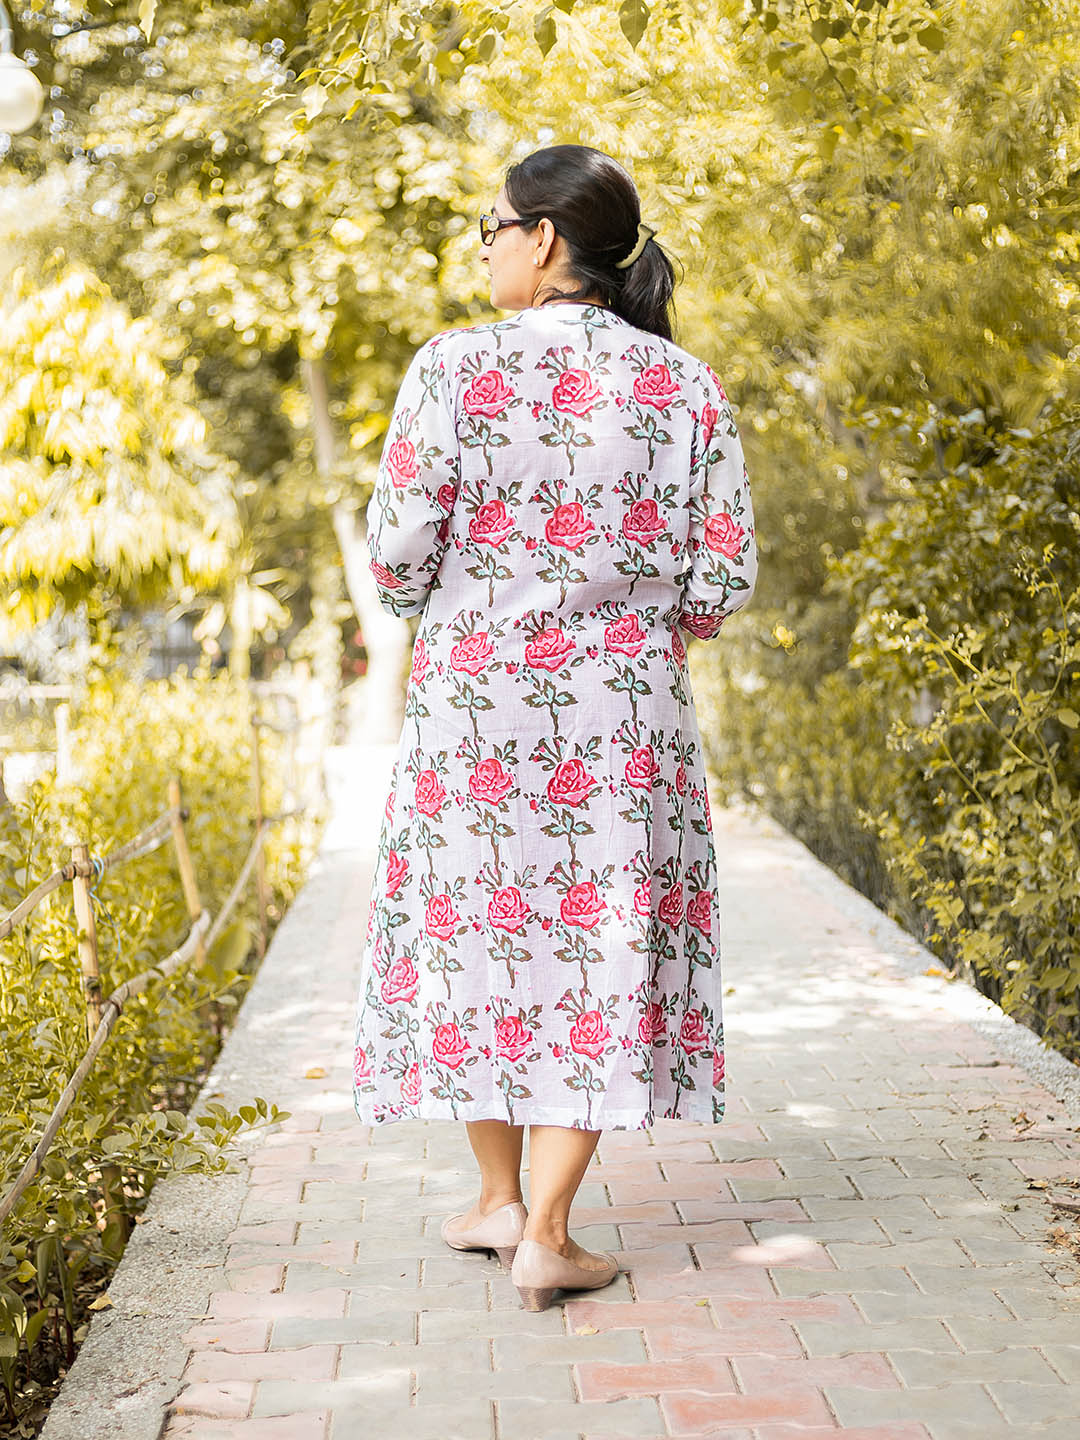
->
[0, 670, 320, 1416]
[696, 407, 1080, 1057]
[0, 259, 238, 630]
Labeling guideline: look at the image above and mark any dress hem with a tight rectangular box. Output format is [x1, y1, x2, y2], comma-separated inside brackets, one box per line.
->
[352, 1093, 726, 1131]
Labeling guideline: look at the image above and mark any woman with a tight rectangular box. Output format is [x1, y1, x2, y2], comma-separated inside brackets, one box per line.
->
[352, 144, 757, 1312]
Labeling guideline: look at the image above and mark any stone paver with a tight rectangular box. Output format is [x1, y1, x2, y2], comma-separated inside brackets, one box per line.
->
[40, 744, 1080, 1440]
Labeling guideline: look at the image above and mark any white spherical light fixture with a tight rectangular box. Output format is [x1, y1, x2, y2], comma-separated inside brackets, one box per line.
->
[0, 2, 43, 137]
[0, 51, 43, 134]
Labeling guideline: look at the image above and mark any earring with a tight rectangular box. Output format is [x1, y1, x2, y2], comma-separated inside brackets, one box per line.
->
[534, 257, 540, 265]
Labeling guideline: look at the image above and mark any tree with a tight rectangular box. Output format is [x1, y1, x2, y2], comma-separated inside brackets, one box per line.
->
[0, 256, 237, 634]
[8, 0, 498, 720]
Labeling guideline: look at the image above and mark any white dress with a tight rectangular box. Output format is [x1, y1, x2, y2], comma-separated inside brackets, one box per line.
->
[352, 300, 757, 1129]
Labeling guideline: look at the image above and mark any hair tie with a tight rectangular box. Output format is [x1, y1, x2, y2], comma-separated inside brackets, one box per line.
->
[614, 222, 656, 269]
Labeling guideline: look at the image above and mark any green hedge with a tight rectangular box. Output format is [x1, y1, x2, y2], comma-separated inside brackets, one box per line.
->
[695, 403, 1080, 1056]
[0, 670, 321, 1428]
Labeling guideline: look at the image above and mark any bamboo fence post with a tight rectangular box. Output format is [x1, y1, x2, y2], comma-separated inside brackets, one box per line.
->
[54, 701, 72, 784]
[168, 778, 205, 965]
[250, 713, 268, 958]
[71, 843, 101, 1039]
[70, 842, 128, 1252]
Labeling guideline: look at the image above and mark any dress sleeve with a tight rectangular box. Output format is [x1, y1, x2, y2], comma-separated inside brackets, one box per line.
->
[677, 372, 758, 641]
[366, 334, 460, 618]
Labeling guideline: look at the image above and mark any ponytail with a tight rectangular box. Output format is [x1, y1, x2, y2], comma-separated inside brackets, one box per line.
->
[609, 237, 676, 342]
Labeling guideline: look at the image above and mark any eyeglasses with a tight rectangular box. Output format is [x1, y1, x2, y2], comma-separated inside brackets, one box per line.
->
[479, 211, 532, 246]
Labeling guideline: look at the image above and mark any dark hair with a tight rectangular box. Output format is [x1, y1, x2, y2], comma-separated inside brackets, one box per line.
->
[503, 144, 678, 341]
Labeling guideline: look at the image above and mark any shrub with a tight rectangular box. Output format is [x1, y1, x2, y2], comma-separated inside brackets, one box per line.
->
[694, 403, 1080, 1055]
[0, 669, 321, 1427]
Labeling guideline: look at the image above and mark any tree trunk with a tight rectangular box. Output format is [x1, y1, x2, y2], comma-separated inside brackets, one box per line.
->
[228, 576, 252, 680]
[301, 357, 410, 742]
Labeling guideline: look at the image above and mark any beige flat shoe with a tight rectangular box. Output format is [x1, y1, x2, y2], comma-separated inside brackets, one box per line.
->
[510, 1236, 619, 1311]
[440, 1200, 527, 1269]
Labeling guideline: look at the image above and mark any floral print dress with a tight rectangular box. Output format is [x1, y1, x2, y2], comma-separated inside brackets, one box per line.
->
[352, 300, 757, 1130]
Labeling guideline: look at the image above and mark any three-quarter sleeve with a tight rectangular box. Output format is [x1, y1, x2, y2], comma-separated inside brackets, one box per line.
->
[677, 371, 758, 641]
[366, 334, 460, 618]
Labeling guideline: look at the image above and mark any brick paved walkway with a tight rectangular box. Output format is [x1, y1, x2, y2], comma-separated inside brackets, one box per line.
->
[43, 742, 1080, 1440]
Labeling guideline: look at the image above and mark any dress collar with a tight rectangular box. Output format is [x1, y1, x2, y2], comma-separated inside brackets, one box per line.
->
[530, 301, 630, 325]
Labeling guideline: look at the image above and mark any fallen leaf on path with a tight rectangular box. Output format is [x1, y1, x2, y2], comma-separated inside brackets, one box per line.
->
[88, 1293, 113, 1310]
[304, 1066, 327, 1079]
[575, 1324, 599, 1335]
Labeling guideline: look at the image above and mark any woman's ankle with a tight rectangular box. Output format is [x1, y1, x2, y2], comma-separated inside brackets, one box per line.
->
[478, 1189, 524, 1214]
[522, 1216, 570, 1252]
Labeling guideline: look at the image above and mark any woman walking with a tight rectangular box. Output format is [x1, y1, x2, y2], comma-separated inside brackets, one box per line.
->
[352, 144, 757, 1311]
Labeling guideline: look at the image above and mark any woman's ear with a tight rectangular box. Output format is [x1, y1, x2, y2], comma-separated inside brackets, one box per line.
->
[536, 217, 557, 266]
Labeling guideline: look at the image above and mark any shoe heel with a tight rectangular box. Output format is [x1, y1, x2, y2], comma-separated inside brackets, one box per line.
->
[515, 1284, 556, 1312]
[493, 1245, 518, 1269]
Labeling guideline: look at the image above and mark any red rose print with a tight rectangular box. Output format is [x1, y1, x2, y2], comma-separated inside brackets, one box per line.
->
[384, 785, 395, 820]
[675, 763, 687, 795]
[680, 611, 725, 639]
[625, 745, 660, 790]
[414, 770, 448, 817]
[432, 1021, 470, 1070]
[469, 757, 514, 804]
[713, 1049, 725, 1086]
[524, 627, 576, 671]
[470, 499, 515, 546]
[385, 849, 408, 897]
[634, 878, 651, 916]
[495, 1015, 534, 1062]
[621, 498, 667, 546]
[386, 436, 419, 488]
[380, 954, 418, 1004]
[369, 559, 401, 589]
[671, 626, 686, 665]
[410, 640, 430, 687]
[705, 364, 729, 402]
[450, 631, 495, 675]
[604, 614, 647, 658]
[547, 758, 599, 807]
[463, 368, 515, 418]
[679, 1009, 709, 1055]
[686, 888, 711, 935]
[633, 363, 680, 412]
[658, 882, 684, 927]
[569, 1009, 613, 1059]
[436, 482, 456, 513]
[700, 403, 718, 450]
[705, 512, 745, 559]
[401, 1063, 422, 1105]
[353, 1045, 373, 1085]
[560, 881, 606, 930]
[552, 369, 603, 417]
[489, 886, 529, 932]
[424, 892, 461, 941]
[638, 1001, 667, 1045]
[545, 502, 595, 549]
